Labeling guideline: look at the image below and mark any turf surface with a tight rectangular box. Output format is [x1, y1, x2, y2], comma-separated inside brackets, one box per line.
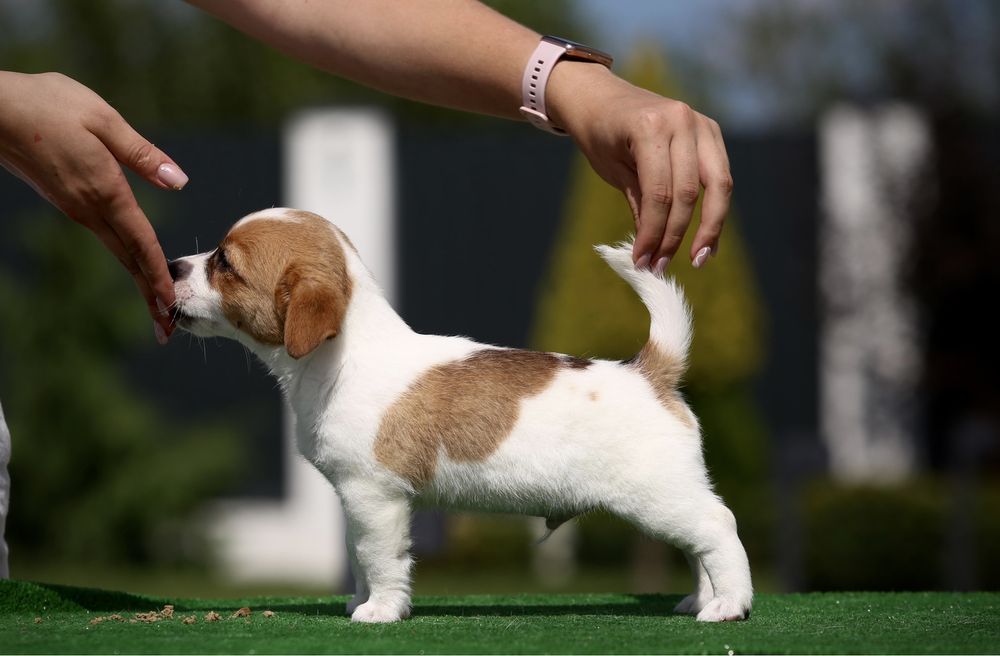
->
[1, 580, 997, 654]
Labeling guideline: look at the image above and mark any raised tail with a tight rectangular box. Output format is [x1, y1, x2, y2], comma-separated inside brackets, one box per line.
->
[595, 239, 692, 391]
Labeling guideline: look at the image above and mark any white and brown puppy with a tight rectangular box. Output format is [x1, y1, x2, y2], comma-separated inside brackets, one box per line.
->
[169, 208, 753, 623]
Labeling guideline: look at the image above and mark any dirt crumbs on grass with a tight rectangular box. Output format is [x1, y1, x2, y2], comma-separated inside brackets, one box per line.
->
[85, 605, 276, 627]
[34, 617, 42, 624]
[133, 611, 162, 623]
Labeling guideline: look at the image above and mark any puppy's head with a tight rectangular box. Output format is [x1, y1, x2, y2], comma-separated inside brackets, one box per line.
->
[170, 209, 353, 359]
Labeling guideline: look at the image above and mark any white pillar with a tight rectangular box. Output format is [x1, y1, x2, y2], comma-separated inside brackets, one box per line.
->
[207, 109, 396, 587]
[818, 103, 930, 483]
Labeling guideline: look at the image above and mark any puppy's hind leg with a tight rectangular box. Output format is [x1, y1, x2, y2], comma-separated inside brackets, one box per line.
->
[673, 552, 714, 615]
[618, 494, 752, 622]
[339, 480, 413, 623]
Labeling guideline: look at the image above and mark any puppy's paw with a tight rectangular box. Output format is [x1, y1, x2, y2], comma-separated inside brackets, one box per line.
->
[345, 594, 368, 615]
[674, 589, 713, 615]
[695, 596, 751, 622]
[350, 598, 411, 624]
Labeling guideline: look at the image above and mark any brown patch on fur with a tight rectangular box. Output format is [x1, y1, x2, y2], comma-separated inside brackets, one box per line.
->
[588, 391, 598, 402]
[562, 355, 592, 369]
[213, 211, 352, 357]
[286, 209, 359, 254]
[374, 349, 566, 487]
[628, 343, 695, 429]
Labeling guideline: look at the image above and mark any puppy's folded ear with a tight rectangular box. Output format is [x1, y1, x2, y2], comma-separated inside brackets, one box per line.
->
[276, 262, 348, 359]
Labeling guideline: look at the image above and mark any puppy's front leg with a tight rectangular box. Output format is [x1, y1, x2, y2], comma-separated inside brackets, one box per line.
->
[674, 552, 715, 615]
[340, 481, 413, 623]
[344, 528, 370, 615]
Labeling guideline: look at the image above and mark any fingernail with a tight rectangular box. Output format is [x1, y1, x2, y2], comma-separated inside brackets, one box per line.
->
[157, 163, 189, 190]
[693, 246, 712, 269]
[154, 321, 168, 346]
[653, 256, 670, 275]
[635, 253, 652, 270]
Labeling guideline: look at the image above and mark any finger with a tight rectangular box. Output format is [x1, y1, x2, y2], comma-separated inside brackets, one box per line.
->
[611, 161, 641, 225]
[99, 179, 177, 328]
[690, 117, 733, 264]
[658, 129, 699, 267]
[88, 107, 189, 190]
[633, 139, 673, 269]
[57, 131, 176, 336]
[85, 215, 172, 339]
[623, 182, 641, 226]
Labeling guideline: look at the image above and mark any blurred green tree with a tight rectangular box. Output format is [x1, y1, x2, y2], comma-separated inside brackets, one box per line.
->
[531, 47, 773, 562]
[0, 210, 240, 564]
[701, 0, 1000, 126]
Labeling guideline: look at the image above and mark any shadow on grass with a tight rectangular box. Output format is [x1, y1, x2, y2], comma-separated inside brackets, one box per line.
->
[0, 580, 162, 614]
[2, 580, 288, 614]
[269, 594, 686, 619]
[4, 580, 685, 620]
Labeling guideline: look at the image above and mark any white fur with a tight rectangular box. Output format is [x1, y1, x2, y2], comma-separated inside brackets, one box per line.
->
[172, 208, 752, 623]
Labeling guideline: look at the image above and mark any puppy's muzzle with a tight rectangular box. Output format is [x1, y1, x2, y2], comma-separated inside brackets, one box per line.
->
[168, 259, 193, 282]
[168, 258, 197, 326]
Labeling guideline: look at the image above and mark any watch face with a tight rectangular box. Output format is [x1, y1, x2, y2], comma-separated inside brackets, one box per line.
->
[542, 35, 614, 68]
[551, 37, 589, 50]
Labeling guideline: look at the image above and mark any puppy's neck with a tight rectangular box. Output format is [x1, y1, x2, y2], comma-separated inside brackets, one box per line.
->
[251, 265, 413, 409]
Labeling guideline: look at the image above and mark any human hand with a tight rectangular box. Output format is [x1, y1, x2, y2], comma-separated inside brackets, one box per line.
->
[547, 63, 733, 272]
[0, 71, 188, 342]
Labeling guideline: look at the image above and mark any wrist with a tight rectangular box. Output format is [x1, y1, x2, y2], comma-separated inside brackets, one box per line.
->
[544, 60, 620, 136]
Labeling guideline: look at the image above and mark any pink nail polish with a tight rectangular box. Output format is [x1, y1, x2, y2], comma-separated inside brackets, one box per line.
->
[692, 246, 712, 269]
[157, 163, 189, 190]
[653, 256, 670, 275]
[154, 321, 168, 345]
[635, 253, 652, 270]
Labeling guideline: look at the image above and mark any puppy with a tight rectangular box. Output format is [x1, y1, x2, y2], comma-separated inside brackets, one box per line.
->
[170, 208, 752, 623]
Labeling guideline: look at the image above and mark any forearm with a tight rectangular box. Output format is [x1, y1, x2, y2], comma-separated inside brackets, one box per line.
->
[188, 0, 734, 269]
[188, 0, 548, 120]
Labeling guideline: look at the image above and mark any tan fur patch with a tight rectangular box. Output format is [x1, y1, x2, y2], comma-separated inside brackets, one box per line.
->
[374, 349, 569, 487]
[629, 343, 695, 429]
[212, 212, 352, 355]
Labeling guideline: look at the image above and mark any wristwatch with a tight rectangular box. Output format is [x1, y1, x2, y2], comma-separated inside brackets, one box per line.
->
[519, 36, 614, 136]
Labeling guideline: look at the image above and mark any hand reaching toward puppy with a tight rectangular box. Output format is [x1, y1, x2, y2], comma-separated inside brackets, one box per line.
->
[546, 63, 733, 271]
[0, 71, 187, 342]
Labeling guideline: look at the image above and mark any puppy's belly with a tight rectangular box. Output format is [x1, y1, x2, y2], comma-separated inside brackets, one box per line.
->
[417, 453, 590, 518]
[416, 385, 696, 517]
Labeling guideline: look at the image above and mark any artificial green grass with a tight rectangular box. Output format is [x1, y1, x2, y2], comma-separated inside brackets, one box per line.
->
[0, 580, 997, 654]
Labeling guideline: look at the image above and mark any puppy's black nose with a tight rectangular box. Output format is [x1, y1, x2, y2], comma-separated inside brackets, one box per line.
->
[168, 259, 192, 282]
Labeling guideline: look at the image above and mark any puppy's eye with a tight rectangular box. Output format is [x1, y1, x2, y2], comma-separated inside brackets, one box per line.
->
[215, 248, 232, 273]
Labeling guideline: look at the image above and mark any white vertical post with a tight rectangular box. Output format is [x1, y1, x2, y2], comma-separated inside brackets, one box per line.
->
[207, 109, 395, 588]
[285, 109, 397, 301]
[818, 103, 930, 483]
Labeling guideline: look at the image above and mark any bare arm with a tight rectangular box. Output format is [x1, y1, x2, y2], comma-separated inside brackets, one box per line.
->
[189, 0, 535, 120]
[189, 0, 733, 269]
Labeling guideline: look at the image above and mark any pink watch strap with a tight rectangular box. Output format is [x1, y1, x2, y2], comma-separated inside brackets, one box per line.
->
[519, 39, 570, 136]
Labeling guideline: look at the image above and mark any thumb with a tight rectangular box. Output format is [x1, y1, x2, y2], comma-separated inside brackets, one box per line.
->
[92, 108, 189, 190]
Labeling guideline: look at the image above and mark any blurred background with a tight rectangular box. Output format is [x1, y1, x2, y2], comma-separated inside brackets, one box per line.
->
[0, 0, 998, 598]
